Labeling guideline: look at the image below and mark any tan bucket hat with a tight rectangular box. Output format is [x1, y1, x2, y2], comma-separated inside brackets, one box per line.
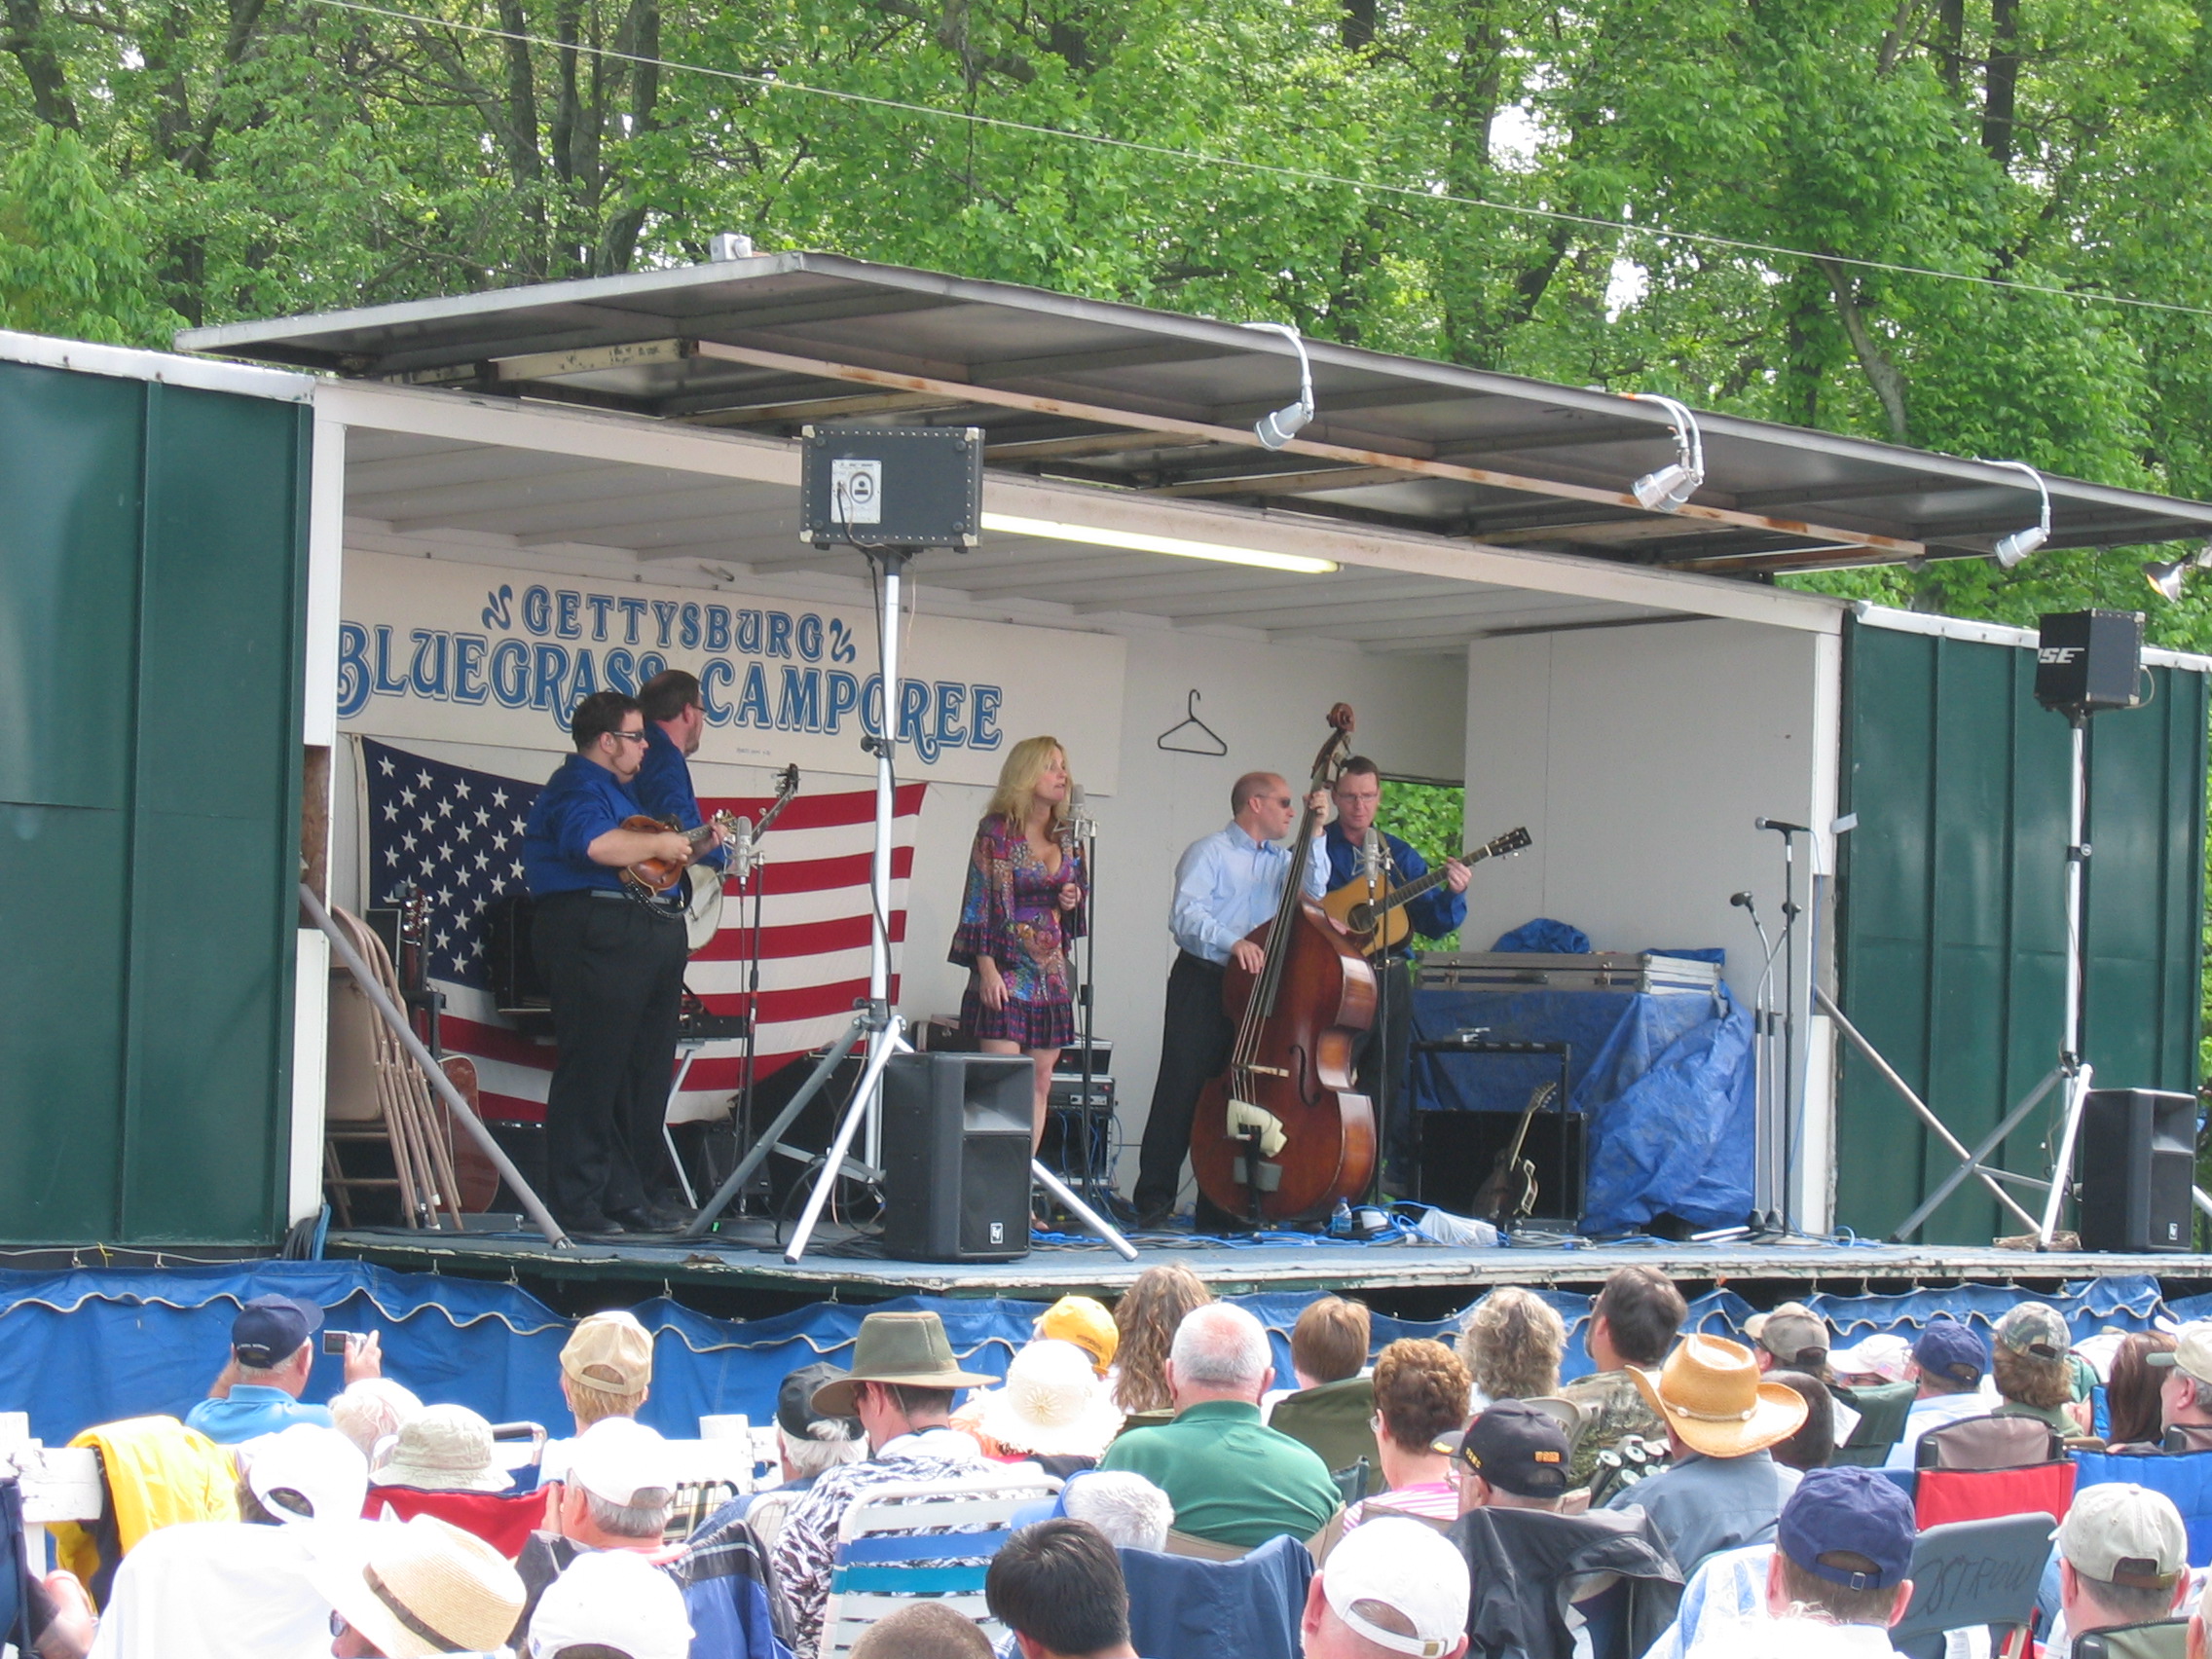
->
[309, 1513, 525, 1659]
[810, 1311, 997, 1419]
[1630, 1333, 1808, 1457]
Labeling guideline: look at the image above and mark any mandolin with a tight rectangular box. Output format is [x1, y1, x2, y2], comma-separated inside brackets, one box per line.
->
[620, 809, 746, 895]
[1321, 826, 1533, 956]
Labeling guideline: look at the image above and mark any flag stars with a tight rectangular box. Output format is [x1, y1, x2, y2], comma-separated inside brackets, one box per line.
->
[492, 789, 508, 808]
[436, 799, 455, 819]
[454, 780, 470, 800]
[400, 788, 417, 808]
[417, 771, 432, 790]
[378, 756, 395, 777]
[382, 803, 398, 822]
[474, 808, 491, 828]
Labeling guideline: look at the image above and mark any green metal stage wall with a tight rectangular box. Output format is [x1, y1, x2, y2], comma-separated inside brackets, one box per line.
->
[0, 359, 310, 1244]
[1835, 615, 2207, 1242]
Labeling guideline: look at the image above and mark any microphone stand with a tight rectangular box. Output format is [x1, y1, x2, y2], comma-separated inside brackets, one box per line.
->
[1067, 796, 1112, 1212]
[1753, 818, 1808, 1236]
[1732, 890, 1782, 1231]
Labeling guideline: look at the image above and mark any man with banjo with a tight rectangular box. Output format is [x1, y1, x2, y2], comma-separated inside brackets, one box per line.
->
[523, 689, 722, 1235]
[637, 669, 735, 947]
[1319, 757, 1469, 1198]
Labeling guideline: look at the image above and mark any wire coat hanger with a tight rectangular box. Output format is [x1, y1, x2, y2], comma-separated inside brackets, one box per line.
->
[1157, 689, 1229, 756]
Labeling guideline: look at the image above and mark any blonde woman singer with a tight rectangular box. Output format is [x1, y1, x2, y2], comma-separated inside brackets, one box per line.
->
[948, 736, 1088, 1150]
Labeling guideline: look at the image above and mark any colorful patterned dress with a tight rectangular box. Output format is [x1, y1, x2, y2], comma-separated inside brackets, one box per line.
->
[948, 813, 1087, 1049]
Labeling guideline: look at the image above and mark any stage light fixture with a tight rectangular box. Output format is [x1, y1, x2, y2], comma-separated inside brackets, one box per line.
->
[1627, 393, 1705, 511]
[1980, 459, 2051, 568]
[2143, 544, 2212, 603]
[979, 511, 1339, 574]
[1242, 321, 1315, 449]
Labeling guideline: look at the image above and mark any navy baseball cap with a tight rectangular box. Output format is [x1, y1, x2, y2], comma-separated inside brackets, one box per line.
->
[778, 1361, 861, 1441]
[1778, 1466, 1917, 1590]
[1912, 1319, 1988, 1388]
[232, 1294, 322, 1367]
[1435, 1399, 1571, 1498]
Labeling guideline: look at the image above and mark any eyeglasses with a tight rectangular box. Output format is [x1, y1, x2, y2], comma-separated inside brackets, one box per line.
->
[607, 729, 649, 745]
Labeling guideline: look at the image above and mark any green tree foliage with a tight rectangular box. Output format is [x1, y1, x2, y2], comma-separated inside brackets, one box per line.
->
[1376, 779, 1464, 951]
[0, 128, 177, 344]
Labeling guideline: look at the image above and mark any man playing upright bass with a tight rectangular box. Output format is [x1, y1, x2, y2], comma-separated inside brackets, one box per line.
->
[1133, 770, 1328, 1230]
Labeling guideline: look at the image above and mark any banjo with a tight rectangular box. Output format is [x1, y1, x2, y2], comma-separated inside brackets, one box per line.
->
[685, 764, 800, 952]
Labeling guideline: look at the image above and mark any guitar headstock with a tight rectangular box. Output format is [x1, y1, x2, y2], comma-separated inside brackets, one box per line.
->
[1488, 827, 1533, 858]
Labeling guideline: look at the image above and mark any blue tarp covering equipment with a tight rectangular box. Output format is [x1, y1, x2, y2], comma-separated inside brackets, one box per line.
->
[0, 1264, 2181, 1454]
[1409, 980, 1756, 1233]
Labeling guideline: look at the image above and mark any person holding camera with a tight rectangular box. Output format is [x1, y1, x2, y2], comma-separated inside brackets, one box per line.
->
[185, 1294, 383, 1445]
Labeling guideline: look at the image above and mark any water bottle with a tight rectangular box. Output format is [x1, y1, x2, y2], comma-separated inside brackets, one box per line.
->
[1329, 1198, 1353, 1238]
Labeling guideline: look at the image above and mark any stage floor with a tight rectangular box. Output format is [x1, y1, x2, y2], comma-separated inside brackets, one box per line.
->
[323, 1218, 2212, 1307]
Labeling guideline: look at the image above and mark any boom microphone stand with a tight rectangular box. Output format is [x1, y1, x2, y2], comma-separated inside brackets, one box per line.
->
[1753, 818, 1808, 1234]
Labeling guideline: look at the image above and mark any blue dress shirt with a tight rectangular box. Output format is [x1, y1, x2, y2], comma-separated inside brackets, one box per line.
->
[1169, 822, 1328, 965]
[523, 753, 645, 897]
[634, 724, 727, 871]
[1320, 824, 1467, 948]
[183, 1385, 333, 1445]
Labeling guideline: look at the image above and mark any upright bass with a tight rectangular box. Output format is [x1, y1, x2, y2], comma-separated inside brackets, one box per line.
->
[1190, 704, 1379, 1225]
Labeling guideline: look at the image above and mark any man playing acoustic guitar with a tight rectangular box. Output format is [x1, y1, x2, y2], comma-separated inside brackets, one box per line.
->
[1319, 757, 1468, 1198]
[523, 690, 723, 1235]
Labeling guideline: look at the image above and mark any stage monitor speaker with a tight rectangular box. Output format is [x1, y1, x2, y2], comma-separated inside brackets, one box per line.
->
[2035, 609, 2142, 716]
[486, 892, 550, 1016]
[879, 1051, 1033, 1262]
[1416, 1108, 1587, 1229]
[2078, 1088, 2194, 1253]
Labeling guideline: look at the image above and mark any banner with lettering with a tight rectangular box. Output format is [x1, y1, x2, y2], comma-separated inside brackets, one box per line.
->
[337, 551, 1127, 791]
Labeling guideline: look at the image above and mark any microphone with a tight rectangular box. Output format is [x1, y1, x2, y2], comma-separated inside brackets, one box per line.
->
[1754, 818, 1810, 834]
[1060, 784, 1089, 847]
[1730, 891, 1754, 908]
[1361, 828, 1382, 884]
[725, 814, 756, 879]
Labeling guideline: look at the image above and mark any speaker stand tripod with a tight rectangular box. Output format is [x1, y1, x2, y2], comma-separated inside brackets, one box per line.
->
[681, 545, 1134, 1263]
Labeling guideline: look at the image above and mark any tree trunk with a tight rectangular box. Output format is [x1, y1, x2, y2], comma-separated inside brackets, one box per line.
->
[1341, 0, 1376, 51]
[1815, 256, 1908, 443]
[4, 0, 79, 129]
[1983, 0, 2020, 173]
[1936, 0, 1965, 94]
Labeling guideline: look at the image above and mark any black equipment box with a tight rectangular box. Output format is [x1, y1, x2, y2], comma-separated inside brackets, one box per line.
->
[879, 1051, 1033, 1262]
[1418, 1108, 1587, 1229]
[2035, 609, 2142, 716]
[1053, 1039, 1114, 1078]
[486, 891, 550, 1016]
[799, 425, 984, 549]
[1416, 951, 1720, 995]
[2078, 1088, 2195, 1252]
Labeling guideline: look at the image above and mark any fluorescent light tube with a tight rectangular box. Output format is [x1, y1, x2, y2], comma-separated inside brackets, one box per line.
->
[980, 512, 1339, 573]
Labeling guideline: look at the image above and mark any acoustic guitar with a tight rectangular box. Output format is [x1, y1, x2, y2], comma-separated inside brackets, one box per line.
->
[1320, 826, 1533, 955]
[1472, 1080, 1557, 1225]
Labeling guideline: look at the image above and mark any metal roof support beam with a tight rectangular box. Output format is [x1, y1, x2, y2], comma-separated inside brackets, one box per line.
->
[660, 340, 1926, 560]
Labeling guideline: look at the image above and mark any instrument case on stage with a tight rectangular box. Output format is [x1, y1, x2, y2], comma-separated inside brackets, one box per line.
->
[1415, 950, 1720, 994]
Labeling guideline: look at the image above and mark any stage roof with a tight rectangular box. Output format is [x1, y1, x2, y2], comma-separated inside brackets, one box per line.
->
[182, 252, 2212, 580]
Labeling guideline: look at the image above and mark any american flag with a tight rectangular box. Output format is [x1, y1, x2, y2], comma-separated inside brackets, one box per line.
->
[357, 737, 924, 1123]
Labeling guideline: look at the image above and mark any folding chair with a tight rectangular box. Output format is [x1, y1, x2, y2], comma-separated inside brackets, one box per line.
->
[1913, 1460, 2076, 1531]
[1830, 1380, 1917, 1468]
[2075, 1448, 2212, 1567]
[2074, 1619, 2192, 1659]
[818, 1470, 1058, 1659]
[364, 1486, 548, 1558]
[1916, 1416, 2063, 1472]
[1888, 1512, 2056, 1659]
[1122, 1534, 1313, 1659]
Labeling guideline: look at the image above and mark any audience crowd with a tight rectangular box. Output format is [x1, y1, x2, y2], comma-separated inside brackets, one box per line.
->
[6, 1266, 2202, 1659]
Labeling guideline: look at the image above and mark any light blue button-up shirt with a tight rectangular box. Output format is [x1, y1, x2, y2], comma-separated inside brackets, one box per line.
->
[1169, 821, 1328, 966]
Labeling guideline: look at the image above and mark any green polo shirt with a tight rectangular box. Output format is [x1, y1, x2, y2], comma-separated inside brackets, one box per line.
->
[1098, 1399, 1341, 1548]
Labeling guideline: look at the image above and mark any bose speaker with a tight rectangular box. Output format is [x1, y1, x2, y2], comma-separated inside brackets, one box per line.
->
[2034, 609, 2142, 716]
[2077, 1088, 2195, 1253]
[879, 1052, 1033, 1262]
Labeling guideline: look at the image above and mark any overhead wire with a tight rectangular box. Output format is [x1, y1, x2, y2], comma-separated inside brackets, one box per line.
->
[309, 0, 2212, 324]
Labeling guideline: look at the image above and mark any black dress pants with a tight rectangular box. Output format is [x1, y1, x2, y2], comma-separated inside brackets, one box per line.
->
[532, 891, 689, 1221]
[1134, 951, 1235, 1217]
[1354, 955, 1417, 1193]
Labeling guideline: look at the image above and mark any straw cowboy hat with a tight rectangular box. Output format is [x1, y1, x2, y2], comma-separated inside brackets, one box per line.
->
[978, 1340, 1125, 1459]
[1630, 1333, 1808, 1457]
[309, 1513, 526, 1659]
[810, 1311, 997, 1419]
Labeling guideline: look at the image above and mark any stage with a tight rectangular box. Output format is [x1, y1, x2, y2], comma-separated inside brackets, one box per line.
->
[319, 1219, 2212, 1309]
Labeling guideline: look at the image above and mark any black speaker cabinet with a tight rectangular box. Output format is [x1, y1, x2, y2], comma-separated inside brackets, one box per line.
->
[1417, 1108, 1587, 1228]
[2078, 1088, 2195, 1253]
[2035, 609, 2142, 715]
[486, 891, 551, 1016]
[879, 1052, 1033, 1262]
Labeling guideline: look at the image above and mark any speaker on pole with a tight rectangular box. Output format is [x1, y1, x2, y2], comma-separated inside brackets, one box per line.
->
[879, 1052, 1033, 1262]
[2078, 1088, 2194, 1253]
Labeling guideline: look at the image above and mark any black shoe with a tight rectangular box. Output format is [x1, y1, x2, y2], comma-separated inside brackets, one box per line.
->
[1134, 1203, 1178, 1231]
[558, 1210, 625, 1236]
[606, 1204, 667, 1235]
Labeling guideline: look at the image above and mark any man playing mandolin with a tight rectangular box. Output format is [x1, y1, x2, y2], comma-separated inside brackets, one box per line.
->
[522, 690, 723, 1235]
[1320, 758, 1469, 1198]
[1132, 770, 1329, 1231]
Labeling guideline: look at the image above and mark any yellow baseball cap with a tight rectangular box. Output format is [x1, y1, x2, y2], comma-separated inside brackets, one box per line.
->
[1037, 1296, 1118, 1375]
